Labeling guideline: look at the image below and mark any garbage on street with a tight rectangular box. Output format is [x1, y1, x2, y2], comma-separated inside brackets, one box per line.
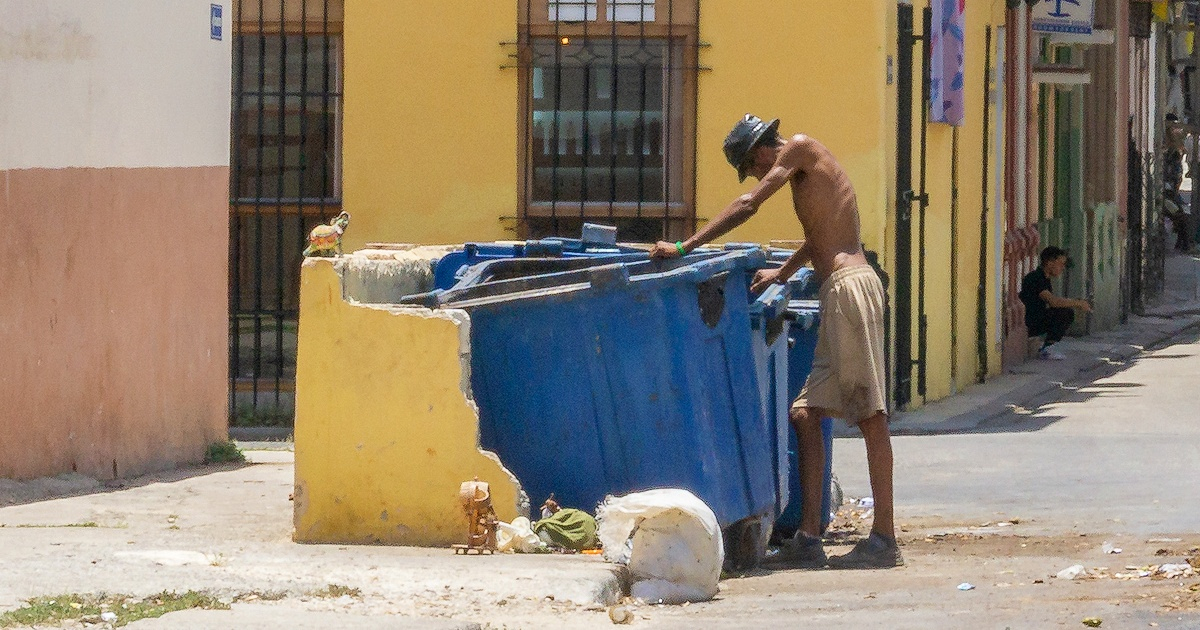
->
[596, 489, 724, 604]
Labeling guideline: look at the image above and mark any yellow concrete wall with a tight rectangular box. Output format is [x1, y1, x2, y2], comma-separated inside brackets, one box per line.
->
[969, 1, 1008, 387]
[695, 1, 894, 253]
[293, 258, 523, 546]
[341, 0, 518, 251]
[985, 0, 1007, 381]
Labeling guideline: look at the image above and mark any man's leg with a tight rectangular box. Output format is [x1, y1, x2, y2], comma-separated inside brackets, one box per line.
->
[858, 412, 894, 540]
[1026, 314, 1049, 348]
[1180, 208, 1194, 251]
[1045, 307, 1075, 345]
[827, 410, 903, 568]
[789, 405, 828, 539]
[765, 404, 829, 567]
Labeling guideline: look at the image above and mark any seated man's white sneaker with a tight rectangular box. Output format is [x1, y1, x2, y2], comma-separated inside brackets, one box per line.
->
[1039, 346, 1066, 361]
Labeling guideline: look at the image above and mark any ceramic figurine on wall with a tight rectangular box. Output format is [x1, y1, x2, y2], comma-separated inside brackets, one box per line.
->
[303, 211, 350, 257]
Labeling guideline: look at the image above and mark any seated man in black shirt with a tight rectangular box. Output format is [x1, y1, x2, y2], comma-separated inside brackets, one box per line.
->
[1019, 246, 1092, 360]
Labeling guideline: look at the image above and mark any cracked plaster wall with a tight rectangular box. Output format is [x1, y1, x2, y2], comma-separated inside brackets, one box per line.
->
[293, 256, 525, 546]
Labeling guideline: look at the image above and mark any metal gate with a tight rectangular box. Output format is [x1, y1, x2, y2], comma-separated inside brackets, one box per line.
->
[893, 3, 932, 410]
[228, 0, 343, 425]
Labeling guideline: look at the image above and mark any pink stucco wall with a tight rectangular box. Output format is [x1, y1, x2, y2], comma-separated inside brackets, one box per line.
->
[0, 166, 229, 480]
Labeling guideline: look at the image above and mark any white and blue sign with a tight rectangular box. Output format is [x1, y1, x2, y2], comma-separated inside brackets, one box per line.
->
[210, 4, 222, 41]
[1031, 0, 1095, 35]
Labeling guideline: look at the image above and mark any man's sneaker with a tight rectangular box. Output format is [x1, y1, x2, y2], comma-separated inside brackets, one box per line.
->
[1038, 345, 1066, 361]
[765, 531, 827, 568]
[828, 533, 904, 569]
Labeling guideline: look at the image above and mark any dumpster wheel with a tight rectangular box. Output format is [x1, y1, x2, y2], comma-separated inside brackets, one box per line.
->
[722, 514, 772, 573]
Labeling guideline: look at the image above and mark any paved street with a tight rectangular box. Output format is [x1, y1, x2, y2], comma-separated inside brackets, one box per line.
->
[2, 260, 1199, 629]
[638, 308, 1200, 629]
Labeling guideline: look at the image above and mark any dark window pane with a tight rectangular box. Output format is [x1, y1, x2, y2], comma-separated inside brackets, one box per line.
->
[530, 38, 674, 204]
[525, 216, 664, 241]
[234, 35, 341, 201]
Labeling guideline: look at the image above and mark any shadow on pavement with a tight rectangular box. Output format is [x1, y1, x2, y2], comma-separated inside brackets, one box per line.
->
[0, 461, 254, 509]
[961, 328, 1200, 435]
[846, 327, 1200, 438]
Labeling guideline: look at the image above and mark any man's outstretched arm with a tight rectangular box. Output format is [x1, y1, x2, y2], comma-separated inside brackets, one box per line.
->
[649, 135, 815, 258]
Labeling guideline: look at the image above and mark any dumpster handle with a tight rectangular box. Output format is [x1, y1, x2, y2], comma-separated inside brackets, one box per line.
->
[631, 250, 767, 288]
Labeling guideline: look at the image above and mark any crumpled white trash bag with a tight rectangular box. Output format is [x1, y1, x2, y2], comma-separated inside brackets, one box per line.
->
[496, 516, 547, 553]
[596, 488, 723, 604]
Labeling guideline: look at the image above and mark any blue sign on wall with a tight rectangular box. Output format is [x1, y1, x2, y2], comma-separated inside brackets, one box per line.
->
[211, 4, 222, 41]
[1031, 0, 1095, 35]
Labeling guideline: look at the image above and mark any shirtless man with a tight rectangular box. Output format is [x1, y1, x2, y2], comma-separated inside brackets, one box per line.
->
[649, 114, 901, 569]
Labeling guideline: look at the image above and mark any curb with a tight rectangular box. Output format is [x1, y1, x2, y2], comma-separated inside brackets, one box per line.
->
[229, 427, 294, 442]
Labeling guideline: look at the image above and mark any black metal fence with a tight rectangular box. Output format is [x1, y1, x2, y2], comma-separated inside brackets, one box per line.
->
[229, 0, 341, 425]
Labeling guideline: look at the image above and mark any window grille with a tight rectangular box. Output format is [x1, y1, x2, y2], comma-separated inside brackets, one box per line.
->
[229, 0, 342, 425]
[517, 0, 698, 241]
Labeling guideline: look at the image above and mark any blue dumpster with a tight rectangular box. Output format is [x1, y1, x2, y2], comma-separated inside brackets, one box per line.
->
[773, 294, 836, 539]
[436, 250, 777, 567]
[747, 281, 793, 535]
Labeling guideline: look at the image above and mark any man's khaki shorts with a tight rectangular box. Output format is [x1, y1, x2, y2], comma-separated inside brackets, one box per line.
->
[791, 265, 888, 424]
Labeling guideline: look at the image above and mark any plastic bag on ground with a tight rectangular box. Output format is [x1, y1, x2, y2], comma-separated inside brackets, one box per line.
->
[595, 489, 723, 604]
[496, 517, 547, 553]
[533, 508, 598, 550]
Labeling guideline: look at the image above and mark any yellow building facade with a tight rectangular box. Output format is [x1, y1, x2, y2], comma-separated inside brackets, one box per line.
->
[341, 0, 1007, 407]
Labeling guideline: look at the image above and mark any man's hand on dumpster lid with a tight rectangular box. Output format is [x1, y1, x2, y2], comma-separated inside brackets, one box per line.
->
[649, 240, 684, 259]
[751, 268, 784, 294]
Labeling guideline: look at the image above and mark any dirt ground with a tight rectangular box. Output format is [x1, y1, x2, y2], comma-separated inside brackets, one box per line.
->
[546, 506, 1200, 630]
[2, 458, 1198, 629]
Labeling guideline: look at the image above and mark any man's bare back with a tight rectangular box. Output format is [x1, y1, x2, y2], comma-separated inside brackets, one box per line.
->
[781, 135, 867, 282]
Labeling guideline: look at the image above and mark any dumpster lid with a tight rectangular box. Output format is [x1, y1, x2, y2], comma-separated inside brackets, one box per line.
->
[436, 249, 767, 309]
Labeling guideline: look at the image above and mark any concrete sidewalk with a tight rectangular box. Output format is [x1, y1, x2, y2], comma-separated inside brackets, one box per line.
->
[0, 452, 626, 629]
[853, 252, 1200, 438]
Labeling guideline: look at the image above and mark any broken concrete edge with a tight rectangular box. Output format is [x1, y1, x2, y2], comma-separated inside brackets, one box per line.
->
[294, 256, 531, 546]
[352, 296, 529, 519]
[335, 246, 455, 305]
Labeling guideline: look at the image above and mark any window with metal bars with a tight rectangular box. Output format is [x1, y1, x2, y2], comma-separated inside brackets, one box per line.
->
[229, 0, 342, 424]
[234, 34, 340, 202]
[518, 0, 698, 241]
